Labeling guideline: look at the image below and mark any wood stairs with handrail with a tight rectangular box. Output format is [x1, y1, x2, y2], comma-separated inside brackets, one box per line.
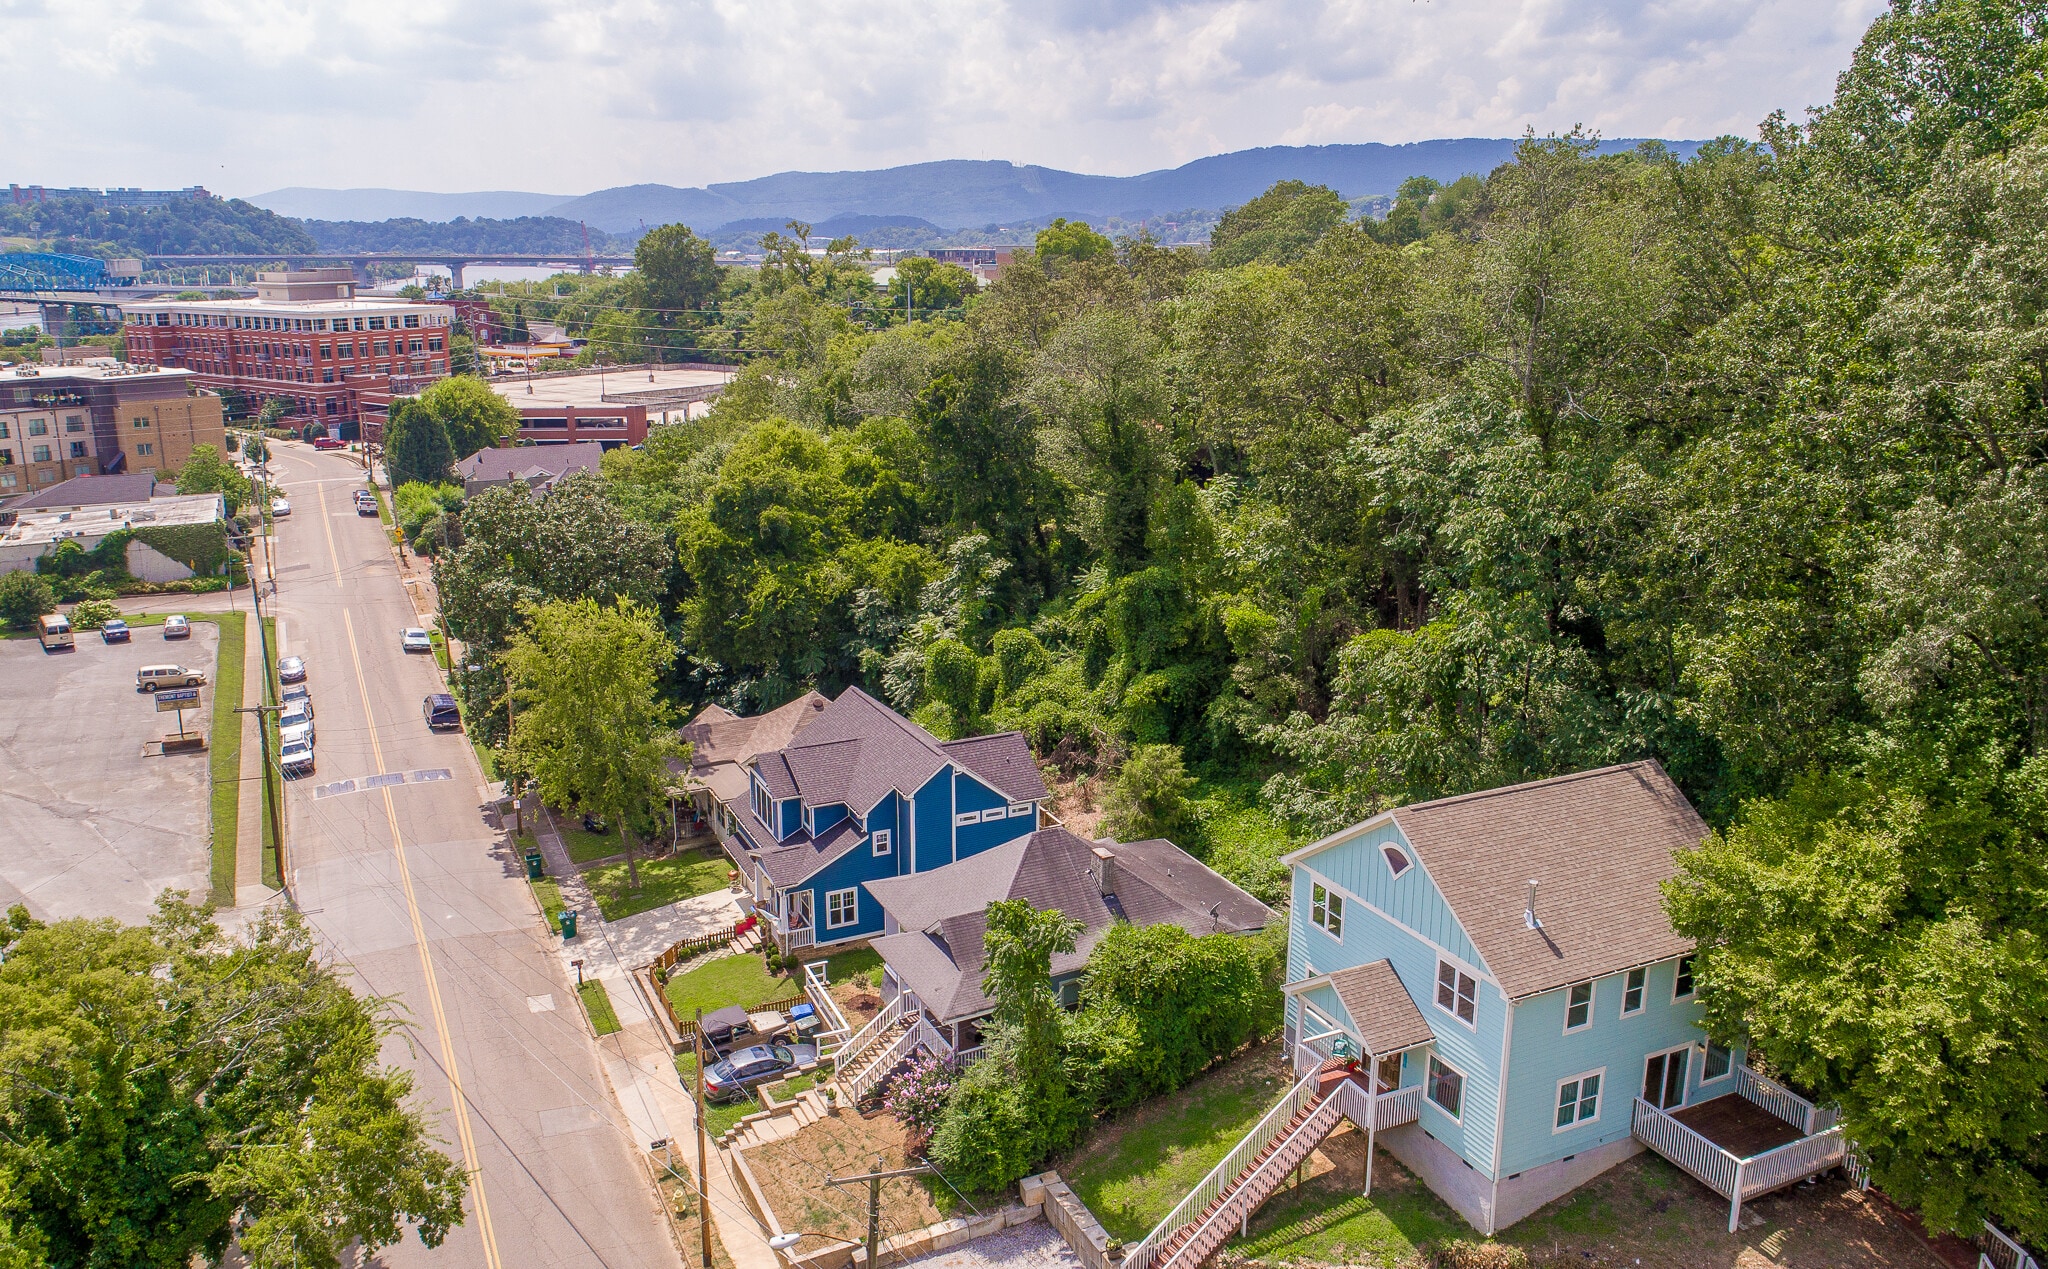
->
[1151, 1079, 1348, 1269]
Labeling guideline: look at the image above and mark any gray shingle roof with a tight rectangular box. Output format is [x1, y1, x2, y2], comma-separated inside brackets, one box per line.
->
[865, 828, 1274, 1024]
[938, 732, 1049, 805]
[1384, 761, 1708, 1001]
[456, 440, 603, 485]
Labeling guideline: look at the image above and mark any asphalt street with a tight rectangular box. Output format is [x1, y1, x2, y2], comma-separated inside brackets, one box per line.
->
[262, 445, 681, 1269]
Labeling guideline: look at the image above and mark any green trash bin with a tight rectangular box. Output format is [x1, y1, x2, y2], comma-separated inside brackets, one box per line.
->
[525, 852, 544, 881]
[559, 909, 578, 940]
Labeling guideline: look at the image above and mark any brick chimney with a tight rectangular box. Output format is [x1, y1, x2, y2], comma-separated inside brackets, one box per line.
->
[1090, 845, 1117, 896]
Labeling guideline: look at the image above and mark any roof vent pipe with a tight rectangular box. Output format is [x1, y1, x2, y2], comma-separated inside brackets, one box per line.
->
[1525, 879, 1542, 930]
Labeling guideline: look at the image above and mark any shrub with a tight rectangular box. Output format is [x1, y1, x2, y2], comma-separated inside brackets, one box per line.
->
[68, 598, 120, 629]
[1102, 743, 1196, 844]
[882, 1052, 957, 1154]
[0, 571, 55, 630]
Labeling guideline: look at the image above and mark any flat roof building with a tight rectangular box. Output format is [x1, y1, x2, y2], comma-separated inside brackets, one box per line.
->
[120, 270, 455, 435]
[471, 363, 731, 450]
[0, 362, 224, 503]
[0, 491, 226, 578]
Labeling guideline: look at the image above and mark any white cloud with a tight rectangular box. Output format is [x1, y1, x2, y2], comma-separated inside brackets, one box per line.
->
[0, 0, 1886, 196]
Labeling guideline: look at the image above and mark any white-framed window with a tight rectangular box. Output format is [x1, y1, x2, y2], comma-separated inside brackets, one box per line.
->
[1381, 845, 1412, 877]
[1310, 881, 1343, 939]
[1426, 1054, 1464, 1119]
[825, 887, 858, 929]
[1564, 981, 1594, 1033]
[954, 810, 980, 826]
[1673, 954, 1697, 1001]
[1702, 1040, 1733, 1082]
[871, 828, 892, 857]
[1621, 966, 1646, 1016]
[1554, 1068, 1604, 1130]
[1436, 959, 1477, 1027]
[1007, 802, 1031, 818]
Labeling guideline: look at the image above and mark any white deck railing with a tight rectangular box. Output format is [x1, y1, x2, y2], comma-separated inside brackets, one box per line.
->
[1124, 1065, 1323, 1269]
[1980, 1221, 2043, 1269]
[842, 1022, 920, 1105]
[838, 989, 910, 1073]
[1739, 1127, 1844, 1198]
[954, 1044, 987, 1069]
[801, 961, 851, 1056]
[1371, 1083, 1423, 1129]
[1735, 1063, 1821, 1134]
[1633, 1098, 1742, 1211]
[1163, 1093, 1345, 1269]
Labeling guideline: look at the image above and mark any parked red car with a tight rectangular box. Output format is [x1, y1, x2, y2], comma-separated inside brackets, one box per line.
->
[311, 436, 345, 450]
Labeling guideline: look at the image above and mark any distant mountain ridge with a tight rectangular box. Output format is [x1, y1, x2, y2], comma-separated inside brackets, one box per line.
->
[251, 138, 1704, 235]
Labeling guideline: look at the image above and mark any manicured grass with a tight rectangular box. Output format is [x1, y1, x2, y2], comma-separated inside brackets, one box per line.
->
[822, 946, 884, 986]
[531, 879, 566, 927]
[201, 611, 246, 906]
[578, 979, 622, 1036]
[1060, 1042, 1294, 1243]
[472, 736, 500, 781]
[371, 481, 393, 527]
[664, 952, 800, 1022]
[1228, 1154, 1467, 1268]
[428, 628, 449, 671]
[765, 1069, 820, 1100]
[561, 819, 624, 864]
[585, 849, 731, 921]
[260, 615, 280, 889]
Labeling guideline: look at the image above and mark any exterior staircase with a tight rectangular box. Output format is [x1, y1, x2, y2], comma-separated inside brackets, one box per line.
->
[837, 1016, 918, 1103]
[720, 1088, 834, 1150]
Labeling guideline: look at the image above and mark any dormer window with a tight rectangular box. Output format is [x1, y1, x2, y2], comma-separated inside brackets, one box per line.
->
[1382, 845, 1412, 877]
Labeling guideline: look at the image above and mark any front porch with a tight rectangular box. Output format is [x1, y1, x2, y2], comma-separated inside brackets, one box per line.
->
[1632, 1063, 1849, 1232]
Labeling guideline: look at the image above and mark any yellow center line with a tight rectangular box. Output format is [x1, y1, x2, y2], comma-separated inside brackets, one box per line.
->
[315, 478, 344, 589]
[341, 609, 503, 1269]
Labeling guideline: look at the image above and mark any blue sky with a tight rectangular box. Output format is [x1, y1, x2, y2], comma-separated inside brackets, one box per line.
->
[2, 0, 1886, 196]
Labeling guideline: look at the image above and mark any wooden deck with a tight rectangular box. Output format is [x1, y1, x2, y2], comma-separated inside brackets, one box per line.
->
[1672, 1093, 1804, 1160]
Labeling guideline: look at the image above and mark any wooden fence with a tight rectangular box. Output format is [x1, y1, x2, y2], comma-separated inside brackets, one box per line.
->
[650, 918, 748, 974]
[664, 991, 812, 1046]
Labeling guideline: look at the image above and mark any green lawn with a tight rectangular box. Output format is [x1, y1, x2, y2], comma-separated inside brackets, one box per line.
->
[1060, 1043, 1295, 1244]
[531, 879, 566, 928]
[428, 628, 449, 671]
[560, 818, 625, 864]
[201, 611, 246, 906]
[578, 979, 622, 1036]
[821, 946, 883, 986]
[664, 953, 800, 1022]
[585, 849, 731, 921]
[260, 615, 279, 889]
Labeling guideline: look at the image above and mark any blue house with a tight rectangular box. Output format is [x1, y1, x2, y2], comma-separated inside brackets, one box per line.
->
[683, 687, 1049, 957]
[1279, 761, 1762, 1233]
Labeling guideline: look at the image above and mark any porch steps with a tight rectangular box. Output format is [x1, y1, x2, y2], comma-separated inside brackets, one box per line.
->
[836, 1017, 915, 1100]
[721, 1090, 832, 1151]
[1150, 1072, 1350, 1269]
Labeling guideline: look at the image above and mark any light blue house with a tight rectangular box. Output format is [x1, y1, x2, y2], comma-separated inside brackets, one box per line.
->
[684, 687, 1049, 957]
[1280, 761, 1749, 1232]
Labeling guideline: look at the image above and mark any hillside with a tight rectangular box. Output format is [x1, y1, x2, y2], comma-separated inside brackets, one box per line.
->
[250, 137, 1704, 234]
[0, 193, 312, 257]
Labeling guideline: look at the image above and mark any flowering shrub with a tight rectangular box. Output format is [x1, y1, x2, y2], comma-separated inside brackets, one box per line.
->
[883, 1052, 958, 1152]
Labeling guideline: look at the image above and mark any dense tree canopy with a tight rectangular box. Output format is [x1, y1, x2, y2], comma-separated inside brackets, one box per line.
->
[439, 0, 2048, 1240]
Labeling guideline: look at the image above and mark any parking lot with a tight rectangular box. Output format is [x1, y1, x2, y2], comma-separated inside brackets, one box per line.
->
[0, 622, 221, 924]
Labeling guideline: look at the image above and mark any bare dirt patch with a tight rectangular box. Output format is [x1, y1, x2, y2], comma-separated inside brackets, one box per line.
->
[743, 1107, 947, 1258]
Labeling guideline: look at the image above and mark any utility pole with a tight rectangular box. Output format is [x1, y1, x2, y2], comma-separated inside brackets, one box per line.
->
[825, 1156, 932, 1268]
[693, 1009, 713, 1269]
[234, 702, 283, 894]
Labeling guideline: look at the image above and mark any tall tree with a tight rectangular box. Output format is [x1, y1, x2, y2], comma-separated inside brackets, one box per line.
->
[634, 223, 720, 318]
[383, 398, 456, 488]
[0, 899, 466, 1268]
[502, 597, 688, 887]
[411, 375, 521, 461]
[173, 443, 252, 515]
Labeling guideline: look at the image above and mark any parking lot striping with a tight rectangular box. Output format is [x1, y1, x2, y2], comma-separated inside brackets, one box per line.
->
[339, 609, 505, 1269]
[315, 479, 344, 590]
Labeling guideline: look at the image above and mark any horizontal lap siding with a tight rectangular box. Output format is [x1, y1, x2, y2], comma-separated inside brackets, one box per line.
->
[914, 768, 953, 873]
[1500, 959, 1725, 1175]
[1290, 848, 1506, 1176]
[806, 847, 887, 944]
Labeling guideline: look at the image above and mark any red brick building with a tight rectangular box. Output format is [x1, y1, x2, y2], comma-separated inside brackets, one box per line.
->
[121, 270, 454, 435]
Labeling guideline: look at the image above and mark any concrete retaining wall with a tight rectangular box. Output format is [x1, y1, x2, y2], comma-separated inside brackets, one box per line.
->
[1022, 1171, 1119, 1269]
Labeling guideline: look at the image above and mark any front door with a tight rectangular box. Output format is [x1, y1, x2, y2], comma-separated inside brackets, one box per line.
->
[1373, 1053, 1402, 1094]
[1643, 1045, 1690, 1110]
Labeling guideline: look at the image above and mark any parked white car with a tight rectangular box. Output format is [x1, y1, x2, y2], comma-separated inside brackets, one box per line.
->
[278, 700, 315, 747]
[279, 736, 315, 777]
[401, 628, 433, 654]
[271, 497, 292, 518]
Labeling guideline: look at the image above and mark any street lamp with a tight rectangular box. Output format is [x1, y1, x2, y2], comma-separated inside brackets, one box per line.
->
[767, 1232, 858, 1255]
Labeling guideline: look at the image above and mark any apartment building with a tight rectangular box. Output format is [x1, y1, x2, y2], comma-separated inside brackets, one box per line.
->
[120, 270, 454, 433]
[0, 362, 223, 500]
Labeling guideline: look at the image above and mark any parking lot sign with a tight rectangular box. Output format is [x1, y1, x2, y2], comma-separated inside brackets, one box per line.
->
[155, 687, 202, 713]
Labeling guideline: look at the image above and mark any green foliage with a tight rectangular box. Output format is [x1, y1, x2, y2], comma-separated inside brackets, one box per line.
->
[383, 397, 457, 488]
[411, 374, 522, 460]
[887, 256, 978, 319]
[0, 571, 55, 630]
[1102, 743, 1196, 843]
[0, 899, 465, 1268]
[1208, 180, 1349, 267]
[393, 481, 465, 552]
[132, 522, 236, 579]
[0, 193, 312, 257]
[1033, 218, 1115, 269]
[66, 597, 119, 629]
[635, 223, 721, 317]
[173, 443, 252, 515]
[304, 216, 632, 254]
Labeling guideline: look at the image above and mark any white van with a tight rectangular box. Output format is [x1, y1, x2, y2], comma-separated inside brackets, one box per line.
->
[137, 664, 206, 692]
[38, 614, 72, 651]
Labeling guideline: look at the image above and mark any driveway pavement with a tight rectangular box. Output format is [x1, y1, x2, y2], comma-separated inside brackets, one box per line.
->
[0, 623, 219, 922]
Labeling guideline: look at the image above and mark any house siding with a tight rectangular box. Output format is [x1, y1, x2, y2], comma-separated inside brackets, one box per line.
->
[777, 798, 801, 839]
[1498, 959, 1732, 1176]
[813, 803, 848, 835]
[797, 845, 889, 945]
[1297, 819, 1487, 974]
[913, 766, 954, 874]
[868, 790, 906, 878]
[1288, 857, 1508, 1177]
[953, 771, 1031, 860]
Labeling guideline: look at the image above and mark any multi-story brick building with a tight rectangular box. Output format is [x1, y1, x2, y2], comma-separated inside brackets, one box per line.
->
[0, 361, 224, 501]
[120, 269, 454, 435]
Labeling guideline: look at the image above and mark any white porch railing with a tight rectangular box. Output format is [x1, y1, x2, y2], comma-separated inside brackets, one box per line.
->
[1739, 1127, 1844, 1198]
[843, 1022, 920, 1105]
[1633, 1098, 1742, 1222]
[839, 989, 911, 1073]
[1980, 1221, 2043, 1269]
[1370, 1083, 1423, 1129]
[955, 1045, 987, 1069]
[802, 961, 851, 1055]
[1735, 1063, 1822, 1134]
[1124, 1066, 1323, 1269]
[1165, 1093, 1346, 1269]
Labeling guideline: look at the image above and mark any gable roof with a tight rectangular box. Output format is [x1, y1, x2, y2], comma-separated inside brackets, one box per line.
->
[759, 687, 1047, 816]
[938, 733, 1049, 805]
[866, 828, 1273, 1023]
[680, 691, 829, 778]
[1286, 959, 1435, 1057]
[1316, 761, 1707, 1002]
[455, 440, 604, 485]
